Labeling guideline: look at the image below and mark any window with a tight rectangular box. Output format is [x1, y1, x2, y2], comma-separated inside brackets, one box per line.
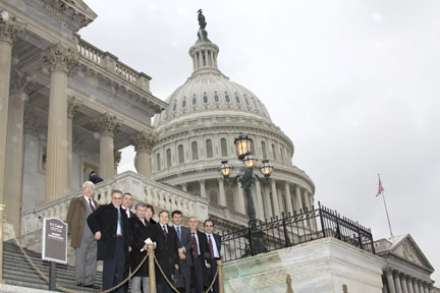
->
[225, 91, 230, 103]
[235, 93, 240, 103]
[156, 153, 161, 171]
[178, 144, 185, 164]
[191, 141, 199, 160]
[272, 144, 277, 160]
[206, 139, 213, 158]
[192, 94, 197, 105]
[203, 92, 208, 103]
[261, 141, 267, 160]
[220, 138, 228, 157]
[182, 97, 186, 108]
[166, 148, 172, 168]
[214, 91, 219, 102]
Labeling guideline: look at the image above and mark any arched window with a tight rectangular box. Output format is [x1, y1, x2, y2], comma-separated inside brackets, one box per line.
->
[191, 141, 199, 160]
[272, 144, 277, 160]
[225, 91, 230, 103]
[206, 139, 213, 158]
[214, 91, 219, 102]
[220, 138, 228, 157]
[166, 149, 172, 168]
[178, 144, 184, 164]
[156, 153, 161, 171]
[261, 141, 267, 160]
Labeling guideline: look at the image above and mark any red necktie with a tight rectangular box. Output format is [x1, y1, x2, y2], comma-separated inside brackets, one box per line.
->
[88, 199, 95, 212]
[208, 235, 214, 258]
[191, 233, 198, 257]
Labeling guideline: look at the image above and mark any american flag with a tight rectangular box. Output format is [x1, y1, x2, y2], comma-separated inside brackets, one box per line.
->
[376, 174, 384, 197]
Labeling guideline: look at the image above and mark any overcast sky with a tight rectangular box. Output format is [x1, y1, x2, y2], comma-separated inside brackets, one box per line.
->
[81, 0, 440, 282]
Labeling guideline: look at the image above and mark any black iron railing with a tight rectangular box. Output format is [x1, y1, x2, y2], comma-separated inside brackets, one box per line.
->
[221, 202, 375, 262]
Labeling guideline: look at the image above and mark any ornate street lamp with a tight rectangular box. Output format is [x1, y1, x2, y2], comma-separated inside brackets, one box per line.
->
[220, 133, 273, 254]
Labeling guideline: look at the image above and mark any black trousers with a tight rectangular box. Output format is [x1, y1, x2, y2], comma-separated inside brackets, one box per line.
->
[103, 239, 126, 293]
[190, 255, 204, 293]
[206, 258, 219, 293]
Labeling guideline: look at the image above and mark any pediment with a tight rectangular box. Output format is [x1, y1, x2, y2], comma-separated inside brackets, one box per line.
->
[391, 235, 434, 272]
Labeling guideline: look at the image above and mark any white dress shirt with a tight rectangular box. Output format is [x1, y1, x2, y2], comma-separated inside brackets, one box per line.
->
[206, 233, 220, 258]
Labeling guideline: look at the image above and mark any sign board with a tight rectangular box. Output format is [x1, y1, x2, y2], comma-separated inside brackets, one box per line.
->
[42, 217, 68, 264]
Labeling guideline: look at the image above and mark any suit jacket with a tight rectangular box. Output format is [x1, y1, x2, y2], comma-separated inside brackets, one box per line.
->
[128, 216, 153, 277]
[87, 204, 129, 260]
[201, 233, 222, 261]
[151, 223, 179, 277]
[66, 196, 98, 249]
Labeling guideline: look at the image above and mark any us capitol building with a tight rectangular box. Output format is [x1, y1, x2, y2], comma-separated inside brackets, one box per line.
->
[0, 0, 437, 292]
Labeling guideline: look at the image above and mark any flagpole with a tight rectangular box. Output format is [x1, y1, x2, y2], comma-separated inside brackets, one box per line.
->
[378, 174, 394, 238]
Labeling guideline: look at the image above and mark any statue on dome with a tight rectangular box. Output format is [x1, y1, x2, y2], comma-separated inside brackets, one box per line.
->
[197, 9, 209, 41]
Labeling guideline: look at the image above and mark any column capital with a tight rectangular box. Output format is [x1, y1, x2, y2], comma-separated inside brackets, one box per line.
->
[94, 112, 119, 137]
[67, 97, 80, 119]
[133, 130, 157, 153]
[42, 42, 78, 74]
[0, 13, 23, 44]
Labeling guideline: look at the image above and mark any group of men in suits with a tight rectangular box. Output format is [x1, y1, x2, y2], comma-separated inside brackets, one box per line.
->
[66, 181, 222, 293]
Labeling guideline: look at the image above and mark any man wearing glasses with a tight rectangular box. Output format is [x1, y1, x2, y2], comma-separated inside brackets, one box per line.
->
[202, 219, 221, 293]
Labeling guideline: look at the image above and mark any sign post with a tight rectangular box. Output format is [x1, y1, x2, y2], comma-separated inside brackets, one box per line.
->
[42, 218, 68, 291]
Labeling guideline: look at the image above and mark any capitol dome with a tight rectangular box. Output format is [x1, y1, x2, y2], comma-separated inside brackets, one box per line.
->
[152, 11, 314, 228]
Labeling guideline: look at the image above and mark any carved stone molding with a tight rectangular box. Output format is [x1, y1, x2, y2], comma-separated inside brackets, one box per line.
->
[133, 130, 157, 153]
[93, 112, 119, 136]
[67, 96, 80, 119]
[42, 43, 79, 74]
[114, 150, 122, 166]
[0, 13, 23, 44]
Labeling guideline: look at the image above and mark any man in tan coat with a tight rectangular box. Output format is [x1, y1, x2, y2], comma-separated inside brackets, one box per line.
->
[66, 181, 99, 288]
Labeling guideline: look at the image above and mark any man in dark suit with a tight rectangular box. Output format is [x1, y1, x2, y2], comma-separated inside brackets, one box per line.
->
[129, 203, 153, 293]
[151, 210, 179, 293]
[202, 219, 221, 293]
[171, 210, 191, 292]
[66, 181, 99, 288]
[187, 217, 206, 293]
[87, 189, 129, 293]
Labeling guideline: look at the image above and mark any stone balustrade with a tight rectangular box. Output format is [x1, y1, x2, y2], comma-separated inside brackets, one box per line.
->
[77, 38, 151, 92]
[21, 171, 209, 237]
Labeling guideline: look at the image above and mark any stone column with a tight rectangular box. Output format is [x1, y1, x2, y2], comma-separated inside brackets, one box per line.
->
[407, 278, 414, 293]
[67, 97, 79, 190]
[415, 281, 422, 293]
[386, 270, 397, 293]
[255, 180, 264, 220]
[218, 178, 227, 207]
[263, 184, 273, 219]
[284, 182, 293, 215]
[395, 272, 403, 293]
[0, 16, 20, 241]
[271, 180, 280, 216]
[4, 71, 28, 235]
[43, 43, 78, 201]
[200, 180, 207, 199]
[294, 185, 304, 212]
[134, 130, 155, 178]
[94, 112, 118, 180]
[401, 275, 409, 293]
[235, 182, 246, 214]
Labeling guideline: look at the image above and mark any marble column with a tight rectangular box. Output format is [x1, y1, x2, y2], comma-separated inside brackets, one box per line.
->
[255, 180, 264, 220]
[263, 184, 273, 219]
[200, 180, 207, 199]
[401, 275, 409, 293]
[218, 178, 227, 207]
[416, 281, 422, 293]
[134, 130, 155, 178]
[271, 180, 280, 216]
[4, 71, 28, 235]
[0, 17, 20, 237]
[67, 98, 79, 190]
[43, 43, 78, 201]
[386, 270, 397, 293]
[294, 185, 304, 212]
[407, 278, 414, 293]
[235, 182, 246, 214]
[94, 112, 118, 180]
[284, 182, 293, 215]
[395, 273, 403, 293]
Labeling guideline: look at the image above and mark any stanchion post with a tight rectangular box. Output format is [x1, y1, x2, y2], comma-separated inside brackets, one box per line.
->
[147, 241, 157, 293]
[217, 259, 225, 293]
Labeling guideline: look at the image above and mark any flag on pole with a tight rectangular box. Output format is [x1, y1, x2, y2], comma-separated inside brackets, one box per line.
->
[376, 174, 384, 197]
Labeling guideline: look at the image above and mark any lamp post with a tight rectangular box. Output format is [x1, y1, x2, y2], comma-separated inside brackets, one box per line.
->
[220, 133, 273, 254]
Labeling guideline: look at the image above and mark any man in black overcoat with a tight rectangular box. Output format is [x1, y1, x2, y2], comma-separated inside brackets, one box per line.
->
[87, 189, 129, 293]
[151, 210, 179, 293]
[202, 219, 222, 293]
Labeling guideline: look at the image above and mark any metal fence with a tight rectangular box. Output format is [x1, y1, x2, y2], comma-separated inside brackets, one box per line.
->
[221, 202, 375, 262]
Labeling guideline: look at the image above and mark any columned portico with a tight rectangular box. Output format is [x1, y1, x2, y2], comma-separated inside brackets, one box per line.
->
[43, 43, 78, 201]
[4, 71, 28, 234]
[386, 270, 397, 293]
[263, 183, 273, 219]
[95, 112, 118, 180]
[254, 179, 264, 219]
[271, 179, 280, 216]
[284, 182, 293, 214]
[395, 272, 403, 293]
[217, 178, 227, 207]
[134, 130, 155, 178]
[200, 180, 207, 199]
[235, 182, 246, 214]
[67, 97, 79, 190]
[294, 185, 304, 212]
[401, 274, 409, 293]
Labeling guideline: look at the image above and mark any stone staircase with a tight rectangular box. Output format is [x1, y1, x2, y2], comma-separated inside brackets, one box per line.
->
[2, 241, 102, 292]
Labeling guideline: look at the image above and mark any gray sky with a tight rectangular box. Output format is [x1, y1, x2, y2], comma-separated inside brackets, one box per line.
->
[81, 0, 440, 282]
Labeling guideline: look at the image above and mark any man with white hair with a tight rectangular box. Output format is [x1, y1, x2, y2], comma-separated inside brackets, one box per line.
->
[66, 181, 99, 289]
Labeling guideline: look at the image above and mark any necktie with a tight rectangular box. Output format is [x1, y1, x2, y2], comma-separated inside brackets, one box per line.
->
[88, 198, 95, 211]
[208, 235, 214, 258]
[176, 226, 181, 241]
[117, 208, 122, 236]
[191, 233, 198, 257]
[162, 225, 168, 236]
